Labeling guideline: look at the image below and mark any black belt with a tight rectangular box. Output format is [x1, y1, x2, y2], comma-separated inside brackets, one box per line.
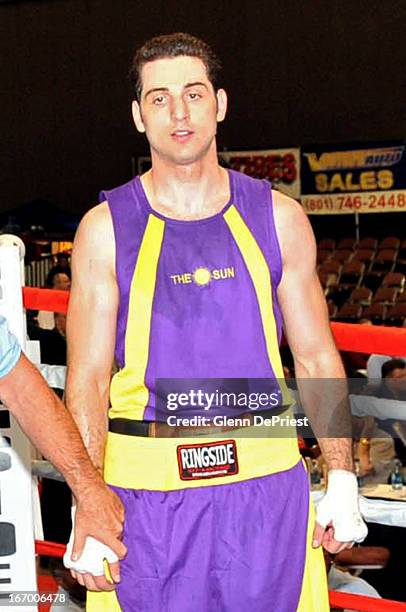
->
[109, 406, 291, 438]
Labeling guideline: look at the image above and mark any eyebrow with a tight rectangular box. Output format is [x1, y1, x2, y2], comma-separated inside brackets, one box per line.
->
[144, 81, 209, 99]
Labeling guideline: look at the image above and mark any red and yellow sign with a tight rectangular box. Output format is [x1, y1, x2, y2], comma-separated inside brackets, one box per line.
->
[220, 148, 300, 199]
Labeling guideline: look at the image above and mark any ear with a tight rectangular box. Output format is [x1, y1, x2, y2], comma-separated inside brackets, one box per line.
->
[132, 100, 146, 133]
[216, 89, 228, 123]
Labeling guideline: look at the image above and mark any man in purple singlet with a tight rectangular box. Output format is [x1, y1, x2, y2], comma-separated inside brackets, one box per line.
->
[64, 33, 367, 611]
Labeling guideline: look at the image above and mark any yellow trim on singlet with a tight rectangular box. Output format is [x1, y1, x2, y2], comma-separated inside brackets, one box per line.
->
[297, 461, 330, 611]
[104, 428, 300, 490]
[223, 205, 291, 405]
[109, 214, 165, 420]
[87, 588, 121, 612]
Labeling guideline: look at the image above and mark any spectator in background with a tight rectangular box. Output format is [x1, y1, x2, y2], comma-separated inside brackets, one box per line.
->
[353, 415, 395, 484]
[363, 359, 406, 467]
[38, 273, 71, 330]
[51, 272, 71, 291]
[46, 253, 71, 288]
[381, 359, 406, 401]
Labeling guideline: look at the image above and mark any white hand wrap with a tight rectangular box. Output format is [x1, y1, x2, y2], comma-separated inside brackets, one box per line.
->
[316, 470, 368, 543]
[63, 507, 118, 575]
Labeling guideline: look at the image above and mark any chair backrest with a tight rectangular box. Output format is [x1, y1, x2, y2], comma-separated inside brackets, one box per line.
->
[397, 291, 406, 303]
[358, 237, 378, 249]
[339, 261, 365, 287]
[378, 237, 400, 250]
[342, 261, 365, 274]
[352, 249, 375, 264]
[382, 272, 405, 289]
[372, 287, 398, 304]
[337, 303, 362, 320]
[349, 287, 372, 304]
[362, 303, 387, 324]
[370, 250, 397, 273]
[375, 249, 397, 262]
[337, 237, 357, 250]
[386, 304, 406, 326]
[319, 260, 342, 274]
[316, 249, 333, 264]
[398, 239, 406, 260]
[318, 238, 336, 250]
[318, 270, 339, 288]
[332, 249, 353, 263]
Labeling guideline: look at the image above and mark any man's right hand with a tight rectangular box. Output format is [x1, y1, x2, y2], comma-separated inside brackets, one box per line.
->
[64, 484, 127, 591]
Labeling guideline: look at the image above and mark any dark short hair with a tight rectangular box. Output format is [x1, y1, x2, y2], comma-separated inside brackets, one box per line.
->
[382, 358, 406, 378]
[129, 32, 222, 101]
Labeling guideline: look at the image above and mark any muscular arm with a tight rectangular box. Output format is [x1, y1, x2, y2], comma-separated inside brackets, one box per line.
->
[0, 353, 105, 496]
[274, 191, 353, 472]
[65, 202, 118, 474]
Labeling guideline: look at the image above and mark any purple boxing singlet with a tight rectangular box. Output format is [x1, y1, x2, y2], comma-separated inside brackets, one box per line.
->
[101, 169, 285, 421]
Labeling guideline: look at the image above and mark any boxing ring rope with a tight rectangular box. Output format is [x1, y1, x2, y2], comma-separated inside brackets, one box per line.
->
[24, 287, 406, 611]
[23, 287, 69, 315]
[328, 591, 406, 611]
[22, 287, 406, 356]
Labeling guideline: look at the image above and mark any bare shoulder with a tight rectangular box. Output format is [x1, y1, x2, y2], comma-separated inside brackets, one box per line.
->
[271, 189, 316, 265]
[76, 201, 113, 243]
[272, 189, 310, 232]
[73, 201, 114, 264]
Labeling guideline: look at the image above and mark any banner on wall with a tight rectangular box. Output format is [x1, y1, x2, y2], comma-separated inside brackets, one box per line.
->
[301, 142, 406, 214]
[136, 149, 301, 200]
[220, 149, 300, 199]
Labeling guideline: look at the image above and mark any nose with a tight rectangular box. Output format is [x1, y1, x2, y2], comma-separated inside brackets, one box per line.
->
[170, 96, 189, 122]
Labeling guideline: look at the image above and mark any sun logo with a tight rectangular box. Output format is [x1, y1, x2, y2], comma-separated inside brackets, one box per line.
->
[193, 267, 212, 286]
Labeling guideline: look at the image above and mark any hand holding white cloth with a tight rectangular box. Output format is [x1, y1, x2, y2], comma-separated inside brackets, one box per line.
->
[63, 506, 118, 576]
[316, 469, 368, 543]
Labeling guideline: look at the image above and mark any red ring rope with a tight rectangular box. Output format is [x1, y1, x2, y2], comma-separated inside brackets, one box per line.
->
[22, 287, 406, 355]
[329, 590, 406, 611]
[23, 287, 69, 314]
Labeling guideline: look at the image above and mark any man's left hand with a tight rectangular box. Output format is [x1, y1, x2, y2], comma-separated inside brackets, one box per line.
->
[72, 483, 127, 562]
[313, 469, 368, 553]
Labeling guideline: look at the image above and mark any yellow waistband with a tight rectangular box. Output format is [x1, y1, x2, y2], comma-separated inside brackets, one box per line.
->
[103, 427, 301, 491]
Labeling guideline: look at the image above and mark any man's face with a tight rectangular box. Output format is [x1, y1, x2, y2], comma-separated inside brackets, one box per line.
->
[53, 273, 71, 291]
[132, 56, 227, 166]
[385, 368, 406, 398]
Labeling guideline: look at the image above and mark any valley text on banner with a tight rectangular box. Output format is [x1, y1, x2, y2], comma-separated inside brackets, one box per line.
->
[300, 142, 406, 214]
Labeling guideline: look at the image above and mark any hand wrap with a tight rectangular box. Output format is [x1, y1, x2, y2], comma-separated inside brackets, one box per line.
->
[63, 507, 118, 575]
[316, 469, 368, 543]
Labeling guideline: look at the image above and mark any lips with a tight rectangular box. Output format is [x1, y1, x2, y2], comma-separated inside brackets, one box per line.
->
[171, 129, 193, 136]
[171, 129, 194, 143]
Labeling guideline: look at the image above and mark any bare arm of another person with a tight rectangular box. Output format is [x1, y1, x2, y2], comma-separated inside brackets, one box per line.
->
[0, 352, 126, 566]
[274, 191, 366, 552]
[65, 202, 123, 590]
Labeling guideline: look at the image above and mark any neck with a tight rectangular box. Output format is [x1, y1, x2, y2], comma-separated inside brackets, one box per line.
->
[141, 147, 230, 220]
